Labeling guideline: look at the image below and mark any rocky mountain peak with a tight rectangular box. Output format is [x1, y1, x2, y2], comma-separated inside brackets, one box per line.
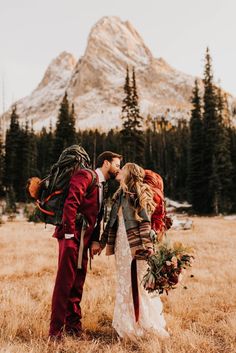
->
[1, 51, 77, 133]
[86, 16, 152, 68]
[2, 16, 236, 132]
[36, 51, 77, 90]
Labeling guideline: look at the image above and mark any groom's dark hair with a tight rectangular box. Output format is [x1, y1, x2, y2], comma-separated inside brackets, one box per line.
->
[96, 151, 122, 168]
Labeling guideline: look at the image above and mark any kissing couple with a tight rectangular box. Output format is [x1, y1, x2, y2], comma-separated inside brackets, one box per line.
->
[49, 149, 169, 341]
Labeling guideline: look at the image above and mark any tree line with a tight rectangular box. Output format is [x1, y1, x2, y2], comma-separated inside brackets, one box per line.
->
[0, 48, 236, 214]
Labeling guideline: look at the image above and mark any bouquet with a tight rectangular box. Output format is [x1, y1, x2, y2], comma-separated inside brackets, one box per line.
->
[142, 241, 194, 294]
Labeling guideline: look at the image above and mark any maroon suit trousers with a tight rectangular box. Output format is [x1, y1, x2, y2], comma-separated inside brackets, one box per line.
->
[49, 237, 89, 337]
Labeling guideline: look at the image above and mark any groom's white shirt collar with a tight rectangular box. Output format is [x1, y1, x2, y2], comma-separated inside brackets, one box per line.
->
[95, 168, 106, 184]
[95, 168, 106, 211]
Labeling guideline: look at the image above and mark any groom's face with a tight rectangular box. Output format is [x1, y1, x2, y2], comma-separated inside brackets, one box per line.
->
[107, 157, 121, 179]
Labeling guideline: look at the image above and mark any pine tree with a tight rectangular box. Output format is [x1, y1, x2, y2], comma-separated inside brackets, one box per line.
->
[144, 114, 155, 169]
[202, 48, 220, 213]
[175, 119, 190, 200]
[131, 67, 142, 130]
[46, 121, 55, 168]
[18, 120, 30, 201]
[10, 119, 38, 201]
[105, 129, 122, 153]
[230, 127, 236, 211]
[28, 123, 39, 176]
[165, 124, 177, 197]
[156, 117, 169, 180]
[121, 67, 132, 127]
[4, 106, 23, 201]
[70, 103, 77, 144]
[188, 80, 204, 212]
[215, 88, 233, 213]
[53, 92, 77, 160]
[5, 185, 16, 213]
[0, 127, 4, 196]
[37, 123, 54, 176]
[131, 67, 145, 165]
[120, 67, 134, 162]
[121, 67, 145, 165]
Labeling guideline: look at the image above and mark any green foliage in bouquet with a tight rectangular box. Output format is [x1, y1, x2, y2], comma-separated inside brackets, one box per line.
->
[142, 241, 194, 294]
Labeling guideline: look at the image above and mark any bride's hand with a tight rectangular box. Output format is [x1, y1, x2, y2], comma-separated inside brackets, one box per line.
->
[90, 242, 102, 258]
[97, 244, 103, 256]
[147, 247, 154, 256]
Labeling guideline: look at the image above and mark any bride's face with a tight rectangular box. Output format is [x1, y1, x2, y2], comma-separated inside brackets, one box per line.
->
[116, 165, 128, 183]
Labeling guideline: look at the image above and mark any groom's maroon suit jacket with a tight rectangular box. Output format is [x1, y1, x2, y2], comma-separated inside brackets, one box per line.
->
[53, 169, 100, 244]
[49, 169, 101, 337]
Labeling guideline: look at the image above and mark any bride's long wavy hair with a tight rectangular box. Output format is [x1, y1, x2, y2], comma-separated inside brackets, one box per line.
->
[116, 163, 156, 221]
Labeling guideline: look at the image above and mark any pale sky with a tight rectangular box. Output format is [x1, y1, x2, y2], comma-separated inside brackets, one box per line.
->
[0, 0, 235, 113]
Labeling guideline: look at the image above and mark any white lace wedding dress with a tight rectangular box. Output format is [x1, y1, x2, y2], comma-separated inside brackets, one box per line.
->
[112, 208, 169, 339]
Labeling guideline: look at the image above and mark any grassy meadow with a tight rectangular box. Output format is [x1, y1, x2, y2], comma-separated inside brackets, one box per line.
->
[0, 216, 235, 353]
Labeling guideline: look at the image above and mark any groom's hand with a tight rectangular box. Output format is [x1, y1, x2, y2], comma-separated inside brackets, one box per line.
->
[90, 242, 102, 258]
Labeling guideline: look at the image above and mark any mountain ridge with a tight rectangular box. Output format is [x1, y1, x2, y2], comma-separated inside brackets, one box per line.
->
[2, 16, 236, 132]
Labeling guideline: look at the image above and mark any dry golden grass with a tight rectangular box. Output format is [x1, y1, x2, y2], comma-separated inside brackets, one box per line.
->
[0, 216, 236, 353]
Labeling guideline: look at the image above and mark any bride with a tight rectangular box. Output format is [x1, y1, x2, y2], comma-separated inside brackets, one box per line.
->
[100, 163, 169, 339]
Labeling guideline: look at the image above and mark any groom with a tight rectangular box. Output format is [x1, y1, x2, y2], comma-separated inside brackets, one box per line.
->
[49, 151, 122, 340]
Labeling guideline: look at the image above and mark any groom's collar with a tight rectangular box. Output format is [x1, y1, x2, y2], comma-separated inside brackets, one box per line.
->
[95, 168, 106, 184]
